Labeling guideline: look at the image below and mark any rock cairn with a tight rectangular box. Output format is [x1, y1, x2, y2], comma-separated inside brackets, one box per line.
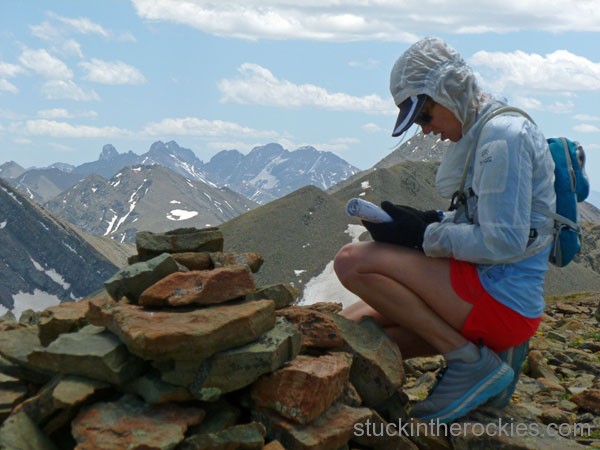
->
[0, 226, 598, 449]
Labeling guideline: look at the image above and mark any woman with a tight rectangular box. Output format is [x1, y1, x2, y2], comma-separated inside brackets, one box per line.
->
[334, 37, 556, 423]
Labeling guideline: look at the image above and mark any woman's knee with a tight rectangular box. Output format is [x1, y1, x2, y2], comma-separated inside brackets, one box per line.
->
[333, 243, 363, 282]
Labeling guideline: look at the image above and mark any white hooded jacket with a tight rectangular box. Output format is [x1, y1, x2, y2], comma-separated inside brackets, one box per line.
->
[390, 37, 556, 265]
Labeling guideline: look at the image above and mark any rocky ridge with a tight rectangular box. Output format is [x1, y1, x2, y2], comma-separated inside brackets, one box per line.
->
[0, 226, 597, 449]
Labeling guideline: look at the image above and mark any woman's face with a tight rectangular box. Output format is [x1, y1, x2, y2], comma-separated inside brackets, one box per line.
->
[417, 100, 463, 142]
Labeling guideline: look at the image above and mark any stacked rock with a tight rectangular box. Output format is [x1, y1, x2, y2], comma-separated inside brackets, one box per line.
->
[0, 226, 413, 450]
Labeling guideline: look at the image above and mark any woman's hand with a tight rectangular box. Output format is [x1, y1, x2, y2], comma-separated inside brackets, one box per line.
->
[362, 201, 441, 248]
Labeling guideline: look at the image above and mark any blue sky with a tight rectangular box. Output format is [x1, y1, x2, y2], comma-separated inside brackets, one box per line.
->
[1, 1, 599, 192]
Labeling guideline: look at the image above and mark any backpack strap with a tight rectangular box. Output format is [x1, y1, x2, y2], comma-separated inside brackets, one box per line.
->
[450, 106, 535, 212]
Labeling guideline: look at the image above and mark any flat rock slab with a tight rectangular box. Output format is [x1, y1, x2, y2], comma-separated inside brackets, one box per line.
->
[72, 394, 205, 450]
[251, 352, 353, 425]
[136, 227, 224, 259]
[254, 402, 371, 450]
[38, 300, 91, 346]
[189, 317, 301, 401]
[0, 411, 58, 450]
[277, 306, 344, 350]
[104, 253, 180, 302]
[139, 265, 256, 307]
[0, 326, 51, 383]
[246, 284, 299, 309]
[328, 314, 405, 406]
[179, 422, 266, 450]
[88, 299, 276, 361]
[28, 326, 147, 385]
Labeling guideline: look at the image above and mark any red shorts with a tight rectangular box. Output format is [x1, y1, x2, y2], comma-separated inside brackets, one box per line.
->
[450, 258, 541, 353]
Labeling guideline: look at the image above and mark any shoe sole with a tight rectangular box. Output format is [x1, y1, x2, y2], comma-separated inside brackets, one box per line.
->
[487, 341, 529, 408]
[418, 362, 514, 424]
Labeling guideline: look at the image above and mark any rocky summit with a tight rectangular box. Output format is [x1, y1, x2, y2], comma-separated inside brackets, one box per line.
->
[0, 226, 598, 449]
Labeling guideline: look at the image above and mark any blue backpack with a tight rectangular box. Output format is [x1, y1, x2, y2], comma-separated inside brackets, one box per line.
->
[455, 107, 590, 267]
[544, 137, 589, 266]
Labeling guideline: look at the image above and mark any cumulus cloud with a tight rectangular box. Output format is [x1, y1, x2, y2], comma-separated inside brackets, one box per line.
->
[573, 124, 600, 133]
[142, 117, 279, 140]
[0, 62, 24, 78]
[80, 59, 146, 85]
[37, 108, 72, 119]
[131, 0, 600, 41]
[470, 50, 600, 93]
[363, 122, 386, 133]
[218, 63, 393, 113]
[0, 79, 18, 94]
[131, 0, 419, 41]
[24, 119, 129, 138]
[49, 13, 110, 37]
[575, 114, 600, 122]
[18, 48, 73, 80]
[41, 80, 100, 101]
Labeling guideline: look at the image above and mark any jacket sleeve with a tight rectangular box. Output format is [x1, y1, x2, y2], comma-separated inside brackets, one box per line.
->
[423, 117, 538, 264]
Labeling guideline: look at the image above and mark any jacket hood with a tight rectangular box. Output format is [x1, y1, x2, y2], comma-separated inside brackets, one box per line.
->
[390, 37, 487, 135]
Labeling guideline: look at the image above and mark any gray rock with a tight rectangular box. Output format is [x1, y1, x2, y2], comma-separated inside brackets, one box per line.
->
[136, 227, 224, 259]
[27, 325, 147, 384]
[104, 252, 180, 302]
[0, 411, 58, 450]
[189, 317, 301, 401]
[179, 422, 266, 450]
[0, 326, 52, 383]
[246, 284, 299, 309]
[328, 314, 405, 406]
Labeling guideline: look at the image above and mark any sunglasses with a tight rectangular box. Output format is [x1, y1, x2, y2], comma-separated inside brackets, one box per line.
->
[414, 98, 435, 126]
[414, 110, 433, 126]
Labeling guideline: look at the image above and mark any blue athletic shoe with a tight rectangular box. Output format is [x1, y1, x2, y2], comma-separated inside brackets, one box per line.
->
[410, 345, 514, 424]
[487, 340, 529, 408]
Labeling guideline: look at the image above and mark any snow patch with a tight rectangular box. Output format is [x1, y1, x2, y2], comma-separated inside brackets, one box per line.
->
[294, 270, 306, 276]
[299, 260, 360, 309]
[345, 224, 367, 242]
[0, 220, 6, 229]
[299, 223, 365, 308]
[170, 200, 181, 204]
[361, 181, 371, 189]
[30, 258, 71, 289]
[166, 209, 199, 221]
[8, 290, 62, 319]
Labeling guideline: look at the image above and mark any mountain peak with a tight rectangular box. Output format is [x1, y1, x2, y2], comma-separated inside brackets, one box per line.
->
[99, 144, 119, 161]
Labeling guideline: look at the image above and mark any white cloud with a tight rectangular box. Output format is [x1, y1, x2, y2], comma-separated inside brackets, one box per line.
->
[575, 114, 600, 122]
[132, 0, 419, 41]
[470, 50, 600, 93]
[61, 39, 84, 58]
[50, 13, 110, 37]
[218, 63, 393, 113]
[142, 117, 279, 139]
[573, 124, 600, 133]
[312, 137, 360, 154]
[24, 119, 129, 138]
[132, 0, 600, 41]
[37, 108, 72, 119]
[18, 48, 73, 80]
[0, 61, 23, 78]
[0, 79, 18, 94]
[41, 80, 100, 101]
[348, 58, 380, 70]
[80, 58, 146, 85]
[363, 122, 385, 133]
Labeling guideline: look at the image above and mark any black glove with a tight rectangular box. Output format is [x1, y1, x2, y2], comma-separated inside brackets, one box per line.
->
[362, 201, 441, 249]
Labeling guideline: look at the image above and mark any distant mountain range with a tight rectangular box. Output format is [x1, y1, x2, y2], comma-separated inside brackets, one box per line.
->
[0, 141, 359, 206]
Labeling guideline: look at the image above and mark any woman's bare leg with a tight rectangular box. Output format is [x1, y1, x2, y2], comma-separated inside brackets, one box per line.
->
[334, 241, 473, 356]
